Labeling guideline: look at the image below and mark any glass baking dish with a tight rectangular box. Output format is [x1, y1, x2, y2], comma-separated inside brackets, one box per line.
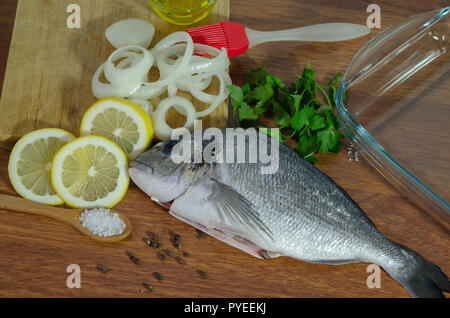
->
[336, 7, 449, 224]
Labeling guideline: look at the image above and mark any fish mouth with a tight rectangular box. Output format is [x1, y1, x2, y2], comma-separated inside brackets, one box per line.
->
[129, 164, 190, 203]
[129, 160, 152, 173]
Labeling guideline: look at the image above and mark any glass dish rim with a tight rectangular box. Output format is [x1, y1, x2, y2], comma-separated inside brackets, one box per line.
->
[335, 7, 450, 223]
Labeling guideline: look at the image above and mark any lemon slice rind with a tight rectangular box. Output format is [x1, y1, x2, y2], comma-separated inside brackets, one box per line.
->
[80, 97, 153, 161]
[50, 135, 130, 209]
[8, 128, 75, 205]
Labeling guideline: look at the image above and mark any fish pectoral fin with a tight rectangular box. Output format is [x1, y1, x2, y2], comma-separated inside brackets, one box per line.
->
[208, 179, 275, 243]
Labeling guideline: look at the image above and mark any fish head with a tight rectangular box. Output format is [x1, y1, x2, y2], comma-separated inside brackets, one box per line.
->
[129, 140, 201, 203]
[129, 135, 276, 259]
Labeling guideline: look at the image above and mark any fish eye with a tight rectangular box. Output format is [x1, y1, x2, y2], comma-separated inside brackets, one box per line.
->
[160, 140, 178, 155]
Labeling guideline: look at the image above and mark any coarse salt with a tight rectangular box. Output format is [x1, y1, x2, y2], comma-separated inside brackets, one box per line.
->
[79, 208, 126, 237]
[346, 143, 361, 163]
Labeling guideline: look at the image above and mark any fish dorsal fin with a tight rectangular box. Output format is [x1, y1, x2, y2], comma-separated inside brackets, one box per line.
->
[208, 179, 275, 242]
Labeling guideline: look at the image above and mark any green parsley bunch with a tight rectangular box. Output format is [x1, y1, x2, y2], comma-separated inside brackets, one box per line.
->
[228, 64, 346, 163]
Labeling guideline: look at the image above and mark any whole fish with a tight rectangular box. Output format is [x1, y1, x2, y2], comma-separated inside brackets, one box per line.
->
[129, 129, 449, 298]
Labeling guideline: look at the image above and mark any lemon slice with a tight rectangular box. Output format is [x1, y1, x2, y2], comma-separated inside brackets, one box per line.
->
[80, 97, 153, 161]
[8, 128, 75, 205]
[51, 135, 129, 209]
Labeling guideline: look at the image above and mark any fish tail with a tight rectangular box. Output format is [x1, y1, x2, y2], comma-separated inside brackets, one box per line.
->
[386, 245, 450, 298]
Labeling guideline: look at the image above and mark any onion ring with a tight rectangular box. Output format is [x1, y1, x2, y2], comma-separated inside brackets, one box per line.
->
[129, 82, 166, 99]
[130, 33, 194, 99]
[176, 74, 212, 92]
[92, 62, 123, 99]
[157, 45, 228, 78]
[195, 71, 232, 118]
[187, 72, 221, 104]
[150, 32, 194, 87]
[156, 44, 227, 96]
[104, 45, 153, 90]
[115, 51, 142, 69]
[152, 96, 197, 140]
[93, 27, 232, 130]
[167, 84, 178, 97]
[127, 98, 154, 115]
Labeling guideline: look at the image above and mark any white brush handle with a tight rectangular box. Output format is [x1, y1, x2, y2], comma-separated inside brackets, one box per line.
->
[245, 23, 370, 48]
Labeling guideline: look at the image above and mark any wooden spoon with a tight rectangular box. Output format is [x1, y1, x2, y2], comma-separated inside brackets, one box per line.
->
[0, 194, 132, 242]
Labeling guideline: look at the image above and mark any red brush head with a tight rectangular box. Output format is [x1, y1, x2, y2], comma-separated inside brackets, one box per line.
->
[187, 21, 249, 57]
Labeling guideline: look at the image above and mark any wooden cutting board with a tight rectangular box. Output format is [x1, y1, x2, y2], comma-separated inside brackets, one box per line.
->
[0, 0, 229, 149]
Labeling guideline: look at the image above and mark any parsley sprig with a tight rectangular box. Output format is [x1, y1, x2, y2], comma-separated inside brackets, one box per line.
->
[228, 64, 345, 163]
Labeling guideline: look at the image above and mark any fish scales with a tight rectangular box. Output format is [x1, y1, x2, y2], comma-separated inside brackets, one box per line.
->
[224, 152, 390, 263]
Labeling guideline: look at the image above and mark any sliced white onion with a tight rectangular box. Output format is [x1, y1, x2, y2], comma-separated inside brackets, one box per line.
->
[193, 43, 224, 56]
[115, 52, 141, 69]
[173, 71, 230, 118]
[190, 47, 230, 74]
[152, 96, 197, 140]
[176, 74, 212, 92]
[104, 45, 153, 90]
[93, 28, 232, 133]
[92, 62, 123, 99]
[106, 19, 155, 49]
[155, 44, 227, 97]
[167, 83, 178, 97]
[157, 44, 228, 78]
[92, 47, 154, 99]
[127, 98, 154, 115]
[188, 73, 220, 104]
[129, 32, 195, 99]
[195, 71, 232, 118]
[130, 82, 166, 99]
[150, 32, 194, 87]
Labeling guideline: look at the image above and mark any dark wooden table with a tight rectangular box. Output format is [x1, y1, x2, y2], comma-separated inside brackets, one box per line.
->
[0, 0, 448, 298]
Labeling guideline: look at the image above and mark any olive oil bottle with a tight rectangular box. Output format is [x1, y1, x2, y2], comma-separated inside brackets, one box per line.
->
[148, 0, 218, 25]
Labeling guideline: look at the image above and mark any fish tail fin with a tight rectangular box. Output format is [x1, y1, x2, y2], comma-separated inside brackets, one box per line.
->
[386, 245, 450, 298]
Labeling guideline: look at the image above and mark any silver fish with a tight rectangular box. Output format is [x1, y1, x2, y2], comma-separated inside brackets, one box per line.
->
[129, 129, 449, 298]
